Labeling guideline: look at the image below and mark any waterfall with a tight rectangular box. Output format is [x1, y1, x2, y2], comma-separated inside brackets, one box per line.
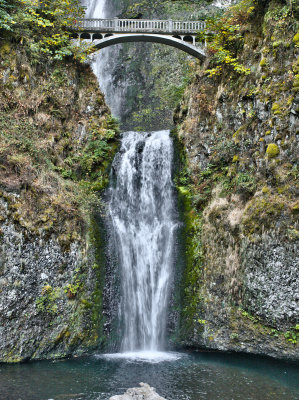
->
[84, 0, 105, 17]
[83, 0, 177, 355]
[83, 0, 124, 118]
[109, 130, 177, 352]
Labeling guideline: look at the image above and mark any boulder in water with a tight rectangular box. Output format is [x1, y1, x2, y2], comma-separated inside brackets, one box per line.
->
[109, 382, 166, 400]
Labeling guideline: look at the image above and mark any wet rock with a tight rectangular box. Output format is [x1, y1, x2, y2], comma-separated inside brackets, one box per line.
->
[110, 383, 166, 400]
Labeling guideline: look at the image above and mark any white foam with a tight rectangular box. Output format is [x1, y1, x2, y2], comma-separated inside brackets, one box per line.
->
[95, 351, 183, 363]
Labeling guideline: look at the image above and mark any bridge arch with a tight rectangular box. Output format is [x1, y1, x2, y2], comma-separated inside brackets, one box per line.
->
[93, 33, 103, 40]
[80, 32, 91, 40]
[183, 35, 195, 45]
[80, 33, 205, 60]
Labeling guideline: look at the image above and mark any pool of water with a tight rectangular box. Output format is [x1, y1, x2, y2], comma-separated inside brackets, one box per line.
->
[0, 351, 298, 400]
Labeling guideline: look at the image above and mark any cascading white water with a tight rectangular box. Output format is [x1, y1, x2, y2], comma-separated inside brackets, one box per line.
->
[109, 130, 177, 352]
[83, 0, 124, 118]
[84, 0, 105, 17]
[83, 0, 177, 356]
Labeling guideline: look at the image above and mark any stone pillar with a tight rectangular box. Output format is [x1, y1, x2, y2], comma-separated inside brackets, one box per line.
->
[114, 17, 119, 32]
[168, 19, 173, 33]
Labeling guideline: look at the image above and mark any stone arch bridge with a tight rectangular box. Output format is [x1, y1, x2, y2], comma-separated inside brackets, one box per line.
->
[72, 18, 207, 60]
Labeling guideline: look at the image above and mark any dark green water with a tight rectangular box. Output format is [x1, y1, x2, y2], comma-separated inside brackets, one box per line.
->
[0, 351, 298, 400]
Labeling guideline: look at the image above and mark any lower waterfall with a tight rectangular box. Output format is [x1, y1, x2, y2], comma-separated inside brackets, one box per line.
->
[109, 130, 177, 352]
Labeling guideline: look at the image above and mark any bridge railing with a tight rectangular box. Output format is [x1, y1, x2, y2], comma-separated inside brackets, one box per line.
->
[74, 18, 206, 34]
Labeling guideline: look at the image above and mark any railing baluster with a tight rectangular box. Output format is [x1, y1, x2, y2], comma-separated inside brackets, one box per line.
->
[74, 17, 207, 37]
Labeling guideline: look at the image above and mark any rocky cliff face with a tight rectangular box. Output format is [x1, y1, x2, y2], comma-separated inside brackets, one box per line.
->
[96, 0, 218, 131]
[173, 0, 299, 359]
[0, 42, 119, 362]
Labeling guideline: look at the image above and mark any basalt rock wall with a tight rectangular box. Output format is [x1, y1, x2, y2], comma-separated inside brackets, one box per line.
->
[173, 0, 299, 360]
[0, 42, 119, 362]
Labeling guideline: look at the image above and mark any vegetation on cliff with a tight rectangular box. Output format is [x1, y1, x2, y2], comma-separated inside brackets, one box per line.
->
[174, 0, 298, 359]
[0, 40, 118, 243]
[0, 1, 120, 362]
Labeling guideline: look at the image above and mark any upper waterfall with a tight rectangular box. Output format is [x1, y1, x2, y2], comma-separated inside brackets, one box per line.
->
[83, 0, 124, 118]
[109, 130, 177, 352]
[83, 0, 105, 18]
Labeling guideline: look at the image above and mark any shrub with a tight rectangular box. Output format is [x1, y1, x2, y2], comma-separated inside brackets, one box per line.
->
[198, 0, 254, 77]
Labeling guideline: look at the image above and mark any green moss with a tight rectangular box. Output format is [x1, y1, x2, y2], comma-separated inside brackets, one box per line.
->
[271, 102, 282, 115]
[266, 143, 280, 158]
[170, 129, 205, 343]
[86, 215, 109, 350]
[293, 32, 299, 46]
[242, 197, 285, 235]
[54, 328, 71, 345]
[262, 186, 270, 194]
[0, 42, 11, 55]
[272, 40, 282, 48]
[259, 58, 268, 69]
[291, 202, 299, 214]
[293, 74, 299, 89]
[288, 229, 299, 240]
[277, 185, 289, 194]
[80, 299, 93, 309]
[36, 284, 60, 314]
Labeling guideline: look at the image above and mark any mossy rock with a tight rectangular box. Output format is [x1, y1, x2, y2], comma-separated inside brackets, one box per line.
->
[266, 143, 280, 158]
[242, 197, 285, 235]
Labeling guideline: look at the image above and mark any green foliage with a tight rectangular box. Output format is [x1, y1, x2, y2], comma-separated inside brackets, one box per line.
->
[0, 0, 16, 31]
[36, 284, 59, 314]
[233, 171, 256, 192]
[264, 3, 294, 24]
[0, 0, 92, 63]
[198, 0, 254, 77]
[64, 281, 81, 299]
[240, 308, 259, 323]
[70, 115, 119, 192]
[284, 325, 299, 344]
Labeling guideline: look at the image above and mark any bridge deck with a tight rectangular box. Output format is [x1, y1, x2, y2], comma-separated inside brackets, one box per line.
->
[74, 18, 206, 35]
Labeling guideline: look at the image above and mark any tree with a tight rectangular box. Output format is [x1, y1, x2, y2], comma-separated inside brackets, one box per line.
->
[1, 0, 91, 62]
